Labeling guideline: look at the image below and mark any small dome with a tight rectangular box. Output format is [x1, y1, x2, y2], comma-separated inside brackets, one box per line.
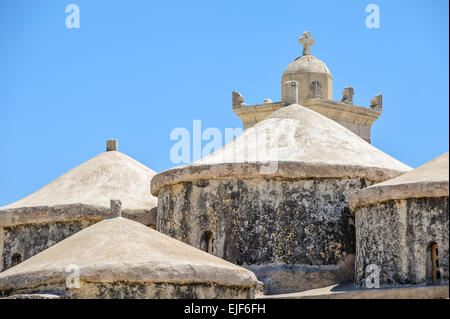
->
[0, 217, 258, 298]
[283, 55, 331, 77]
[281, 32, 333, 100]
[0, 142, 158, 227]
[1, 149, 157, 211]
[349, 152, 449, 210]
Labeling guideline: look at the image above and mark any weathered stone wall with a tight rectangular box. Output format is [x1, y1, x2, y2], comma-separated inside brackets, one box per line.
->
[355, 197, 449, 287]
[1, 219, 98, 271]
[0, 280, 255, 299]
[157, 177, 374, 294]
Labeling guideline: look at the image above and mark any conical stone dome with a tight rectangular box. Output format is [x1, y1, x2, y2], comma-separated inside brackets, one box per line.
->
[152, 104, 410, 195]
[350, 152, 449, 210]
[1, 142, 157, 226]
[0, 217, 258, 299]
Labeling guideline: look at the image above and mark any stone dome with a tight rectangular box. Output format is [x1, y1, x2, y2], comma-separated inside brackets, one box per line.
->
[0, 217, 258, 298]
[283, 55, 331, 77]
[281, 55, 333, 101]
[0, 141, 158, 227]
[151, 104, 410, 196]
[2, 151, 156, 211]
[281, 34, 333, 100]
[349, 152, 449, 210]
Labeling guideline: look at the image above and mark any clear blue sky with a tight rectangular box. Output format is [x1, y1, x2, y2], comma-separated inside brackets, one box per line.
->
[0, 0, 448, 206]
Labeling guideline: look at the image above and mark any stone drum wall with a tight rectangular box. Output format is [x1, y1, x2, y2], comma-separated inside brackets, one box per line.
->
[355, 196, 449, 287]
[0, 219, 98, 271]
[157, 176, 374, 294]
[0, 281, 255, 299]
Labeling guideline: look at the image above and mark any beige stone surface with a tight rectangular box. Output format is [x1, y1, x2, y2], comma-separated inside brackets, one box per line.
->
[0, 150, 158, 225]
[2, 151, 156, 210]
[258, 283, 449, 299]
[0, 204, 113, 227]
[0, 217, 258, 292]
[232, 101, 286, 129]
[152, 104, 410, 195]
[349, 152, 449, 210]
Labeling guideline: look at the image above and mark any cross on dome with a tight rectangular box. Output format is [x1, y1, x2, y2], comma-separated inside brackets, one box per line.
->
[299, 31, 315, 56]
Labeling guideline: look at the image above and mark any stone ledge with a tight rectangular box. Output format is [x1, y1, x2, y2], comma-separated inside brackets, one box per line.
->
[246, 258, 355, 295]
[151, 162, 407, 196]
[0, 204, 156, 227]
[0, 264, 257, 294]
[257, 283, 449, 299]
[349, 182, 449, 211]
[233, 99, 381, 130]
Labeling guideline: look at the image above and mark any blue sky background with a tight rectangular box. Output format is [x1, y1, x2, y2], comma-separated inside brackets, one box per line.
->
[0, 0, 448, 206]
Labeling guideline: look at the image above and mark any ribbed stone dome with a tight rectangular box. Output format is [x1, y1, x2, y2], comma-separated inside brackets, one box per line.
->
[283, 55, 331, 77]
[281, 54, 333, 100]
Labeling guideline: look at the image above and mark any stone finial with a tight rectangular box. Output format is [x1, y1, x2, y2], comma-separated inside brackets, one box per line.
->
[106, 139, 118, 152]
[370, 94, 383, 110]
[299, 31, 315, 56]
[342, 87, 354, 105]
[308, 80, 323, 98]
[232, 91, 246, 108]
[110, 199, 122, 217]
[283, 81, 298, 104]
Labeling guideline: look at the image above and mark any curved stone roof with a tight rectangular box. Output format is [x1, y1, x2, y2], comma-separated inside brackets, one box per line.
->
[282, 55, 331, 77]
[349, 152, 449, 211]
[151, 104, 411, 195]
[0, 217, 257, 293]
[0, 148, 157, 225]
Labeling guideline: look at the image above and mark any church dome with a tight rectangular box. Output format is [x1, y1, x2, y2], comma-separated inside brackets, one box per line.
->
[0, 140, 158, 226]
[281, 31, 333, 100]
[283, 55, 331, 77]
[0, 217, 258, 298]
[2, 150, 156, 211]
[151, 104, 410, 195]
